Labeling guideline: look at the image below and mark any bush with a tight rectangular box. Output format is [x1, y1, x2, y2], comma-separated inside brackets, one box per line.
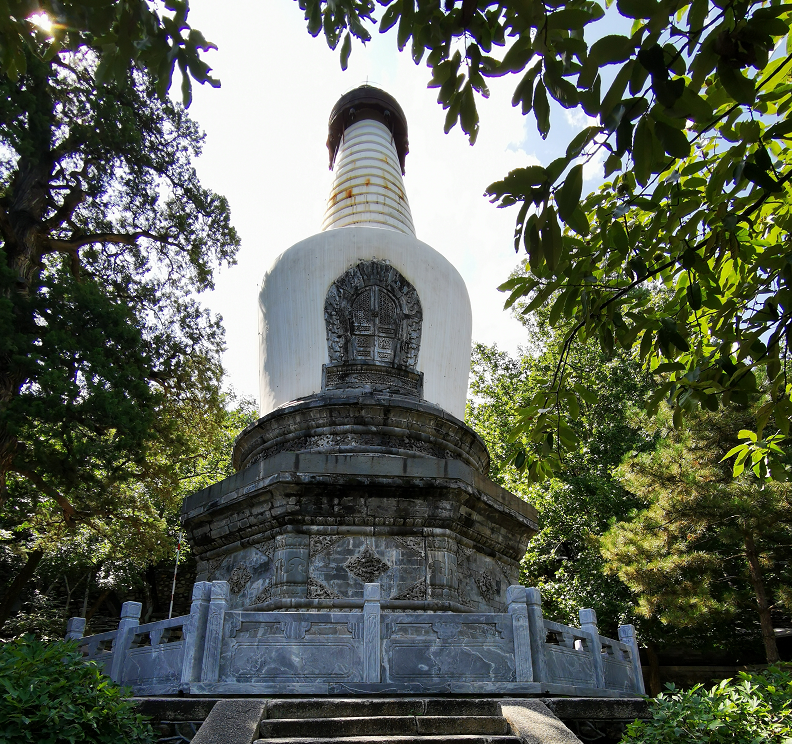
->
[623, 665, 792, 744]
[0, 635, 155, 744]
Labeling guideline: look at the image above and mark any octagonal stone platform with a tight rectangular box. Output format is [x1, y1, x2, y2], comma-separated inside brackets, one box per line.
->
[181, 393, 538, 614]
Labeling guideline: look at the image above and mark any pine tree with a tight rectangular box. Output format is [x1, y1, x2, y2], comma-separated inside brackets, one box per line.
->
[602, 405, 792, 664]
[0, 48, 238, 628]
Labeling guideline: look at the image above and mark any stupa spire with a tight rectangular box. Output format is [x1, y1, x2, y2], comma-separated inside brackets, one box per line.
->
[322, 85, 415, 236]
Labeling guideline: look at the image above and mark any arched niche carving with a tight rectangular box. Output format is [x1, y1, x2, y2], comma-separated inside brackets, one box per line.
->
[324, 261, 422, 368]
[323, 261, 423, 397]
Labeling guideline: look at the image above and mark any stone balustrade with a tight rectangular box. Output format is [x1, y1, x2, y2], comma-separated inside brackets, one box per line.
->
[66, 580, 643, 696]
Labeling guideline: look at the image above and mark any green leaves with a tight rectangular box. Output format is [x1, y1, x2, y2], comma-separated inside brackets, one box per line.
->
[686, 281, 702, 310]
[0, 636, 156, 743]
[557, 164, 583, 223]
[0, 0, 221, 105]
[654, 122, 691, 159]
[616, 0, 659, 19]
[296, 0, 792, 484]
[534, 80, 551, 138]
[633, 117, 659, 185]
[340, 32, 352, 70]
[625, 665, 792, 739]
[718, 62, 756, 105]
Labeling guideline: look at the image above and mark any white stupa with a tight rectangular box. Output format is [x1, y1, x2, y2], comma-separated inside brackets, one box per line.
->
[258, 86, 472, 420]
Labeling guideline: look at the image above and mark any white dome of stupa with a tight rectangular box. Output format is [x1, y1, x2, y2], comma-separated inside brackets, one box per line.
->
[258, 86, 472, 420]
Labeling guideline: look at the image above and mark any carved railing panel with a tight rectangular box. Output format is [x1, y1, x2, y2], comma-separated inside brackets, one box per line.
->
[67, 581, 643, 695]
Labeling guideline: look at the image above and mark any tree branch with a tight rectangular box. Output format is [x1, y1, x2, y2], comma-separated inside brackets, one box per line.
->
[13, 469, 79, 528]
[45, 188, 85, 231]
[45, 229, 178, 255]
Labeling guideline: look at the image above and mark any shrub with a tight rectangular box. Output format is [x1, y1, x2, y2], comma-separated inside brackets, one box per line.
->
[623, 665, 792, 744]
[0, 635, 155, 744]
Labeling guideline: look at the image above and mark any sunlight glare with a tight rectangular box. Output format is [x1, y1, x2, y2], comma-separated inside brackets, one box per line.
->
[28, 12, 53, 34]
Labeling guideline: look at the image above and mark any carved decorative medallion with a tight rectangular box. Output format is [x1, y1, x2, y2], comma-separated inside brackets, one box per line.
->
[228, 565, 252, 595]
[344, 545, 391, 583]
[475, 570, 496, 602]
[391, 578, 427, 601]
[307, 577, 342, 599]
[324, 261, 422, 369]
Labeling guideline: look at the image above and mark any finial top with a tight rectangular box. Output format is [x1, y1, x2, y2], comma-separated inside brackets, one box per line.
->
[327, 85, 409, 174]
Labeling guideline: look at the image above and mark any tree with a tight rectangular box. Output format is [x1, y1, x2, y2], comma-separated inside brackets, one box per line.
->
[0, 1, 216, 104]
[466, 302, 656, 633]
[601, 401, 792, 663]
[0, 41, 238, 627]
[0, 394, 257, 637]
[295, 0, 792, 481]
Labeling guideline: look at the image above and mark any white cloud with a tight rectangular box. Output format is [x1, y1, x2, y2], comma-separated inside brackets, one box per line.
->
[583, 147, 607, 181]
[564, 108, 598, 130]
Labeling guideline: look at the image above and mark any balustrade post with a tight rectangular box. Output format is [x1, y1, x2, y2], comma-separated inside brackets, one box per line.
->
[524, 587, 548, 683]
[363, 583, 381, 683]
[109, 601, 141, 684]
[65, 616, 86, 641]
[507, 585, 533, 682]
[180, 581, 212, 690]
[618, 623, 646, 694]
[579, 608, 605, 689]
[200, 581, 229, 684]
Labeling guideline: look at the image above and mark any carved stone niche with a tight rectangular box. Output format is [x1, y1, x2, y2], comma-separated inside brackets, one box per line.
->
[323, 261, 423, 397]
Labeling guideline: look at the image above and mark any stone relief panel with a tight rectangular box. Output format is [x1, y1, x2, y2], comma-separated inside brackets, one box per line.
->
[308, 535, 425, 601]
[198, 541, 275, 610]
[307, 577, 342, 599]
[391, 578, 427, 601]
[452, 541, 514, 612]
[382, 616, 516, 683]
[198, 531, 516, 612]
[228, 565, 252, 595]
[218, 616, 364, 684]
[324, 261, 422, 369]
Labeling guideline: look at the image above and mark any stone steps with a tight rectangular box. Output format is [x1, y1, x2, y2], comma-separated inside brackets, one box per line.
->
[254, 698, 520, 744]
[258, 715, 512, 738]
[253, 737, 520, 744]
[263, 699, 502, 718]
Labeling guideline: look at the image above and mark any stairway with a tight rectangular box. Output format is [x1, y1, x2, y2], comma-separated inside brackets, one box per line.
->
[253, 698, 521, 744]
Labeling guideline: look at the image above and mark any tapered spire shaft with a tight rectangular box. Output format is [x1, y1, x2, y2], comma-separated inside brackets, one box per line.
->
[322, 86, 415, 236]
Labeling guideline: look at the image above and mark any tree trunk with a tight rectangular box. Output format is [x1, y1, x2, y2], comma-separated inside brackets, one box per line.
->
[84, 588, 112, 628]
[743, 529, 780, 664]
[80, 571, 92, 618]
[0, 157, 52, 503]
[645, 641, 662, 696]
[0, 54, 56, 505]
[0, 548, 44, 630]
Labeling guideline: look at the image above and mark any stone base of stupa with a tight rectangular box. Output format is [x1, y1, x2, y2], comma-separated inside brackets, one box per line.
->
[180, 391, 537, 615]
[65, 391, 645, 697]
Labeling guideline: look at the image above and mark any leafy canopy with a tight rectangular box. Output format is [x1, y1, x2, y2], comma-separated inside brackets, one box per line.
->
[0, 52, 238, 529]
[0, 33, 238, 628]
[466, 301, 655, 632]
[296, 0, 792, 481]
[0, 0, 216, 104]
